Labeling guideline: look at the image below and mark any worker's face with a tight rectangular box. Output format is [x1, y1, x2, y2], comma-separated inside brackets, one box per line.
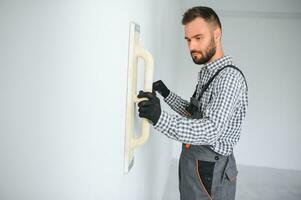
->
[184, 17, 216, 65]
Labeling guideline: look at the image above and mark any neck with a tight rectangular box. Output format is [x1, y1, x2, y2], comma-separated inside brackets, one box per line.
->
[208, 46, 224, 64]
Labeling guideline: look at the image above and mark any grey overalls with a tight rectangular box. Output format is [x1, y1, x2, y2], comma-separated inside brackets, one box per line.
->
[179, 65, 246, 200]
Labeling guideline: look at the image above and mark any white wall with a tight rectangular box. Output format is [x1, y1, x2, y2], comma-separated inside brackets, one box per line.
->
[0, 0, 182, 199]
[171, 0, 301, 170]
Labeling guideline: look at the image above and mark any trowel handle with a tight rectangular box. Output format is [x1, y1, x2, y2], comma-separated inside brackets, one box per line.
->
[131, 46, 154, 148]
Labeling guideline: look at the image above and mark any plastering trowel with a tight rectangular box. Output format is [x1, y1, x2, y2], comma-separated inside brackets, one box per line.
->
[123, 22, 154, 174]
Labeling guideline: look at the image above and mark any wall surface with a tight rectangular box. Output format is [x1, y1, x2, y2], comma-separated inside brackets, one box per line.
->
[1, 1, 300, 199]
[0, 0, 181, 199]
[171, 0, 301, 170]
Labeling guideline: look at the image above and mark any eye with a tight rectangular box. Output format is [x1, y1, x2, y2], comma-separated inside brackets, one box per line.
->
[185, 39, 191, 43]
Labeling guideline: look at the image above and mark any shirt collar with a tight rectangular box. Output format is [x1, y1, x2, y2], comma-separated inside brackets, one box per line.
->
[203, 55, 233, 71]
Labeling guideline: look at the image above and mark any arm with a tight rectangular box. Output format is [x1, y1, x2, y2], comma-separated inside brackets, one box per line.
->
[154, 71, 243, 145]
[164, 91, 191, 117]
[153, 80, 191, 117]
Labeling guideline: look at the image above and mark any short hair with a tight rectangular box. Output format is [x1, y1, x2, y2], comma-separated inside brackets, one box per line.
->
[182, 6, 222, 30]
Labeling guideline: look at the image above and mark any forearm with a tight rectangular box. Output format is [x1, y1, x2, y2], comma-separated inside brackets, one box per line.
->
[164, 91, 191, 117]
[154, 111, 219, 145]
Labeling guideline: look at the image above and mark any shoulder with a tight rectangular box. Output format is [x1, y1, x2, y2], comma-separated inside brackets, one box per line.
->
[216, 65, 246, 91]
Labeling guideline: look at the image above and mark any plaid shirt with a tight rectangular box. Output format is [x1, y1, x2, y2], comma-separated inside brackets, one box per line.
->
[154, 55, 248, 156]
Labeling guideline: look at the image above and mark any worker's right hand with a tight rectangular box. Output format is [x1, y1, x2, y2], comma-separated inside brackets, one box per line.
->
[153, 80, 170, 98]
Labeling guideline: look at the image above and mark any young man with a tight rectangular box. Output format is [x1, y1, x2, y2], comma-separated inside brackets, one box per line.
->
[137, 6, 248, 200]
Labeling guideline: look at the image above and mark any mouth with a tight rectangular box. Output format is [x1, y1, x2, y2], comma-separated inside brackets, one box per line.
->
[191, 51, 201, 56]
[192, 52, 201, 59]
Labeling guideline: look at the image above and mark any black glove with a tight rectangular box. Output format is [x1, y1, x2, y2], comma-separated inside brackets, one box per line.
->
[137, 91, 161, 125]
[153, 80, 170, 98]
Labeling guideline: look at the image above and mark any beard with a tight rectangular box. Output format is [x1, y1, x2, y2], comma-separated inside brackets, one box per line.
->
[190, 37, 216, 65]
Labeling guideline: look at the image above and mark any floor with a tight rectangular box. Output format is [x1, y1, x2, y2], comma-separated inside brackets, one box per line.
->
[162, 159, 301, 200]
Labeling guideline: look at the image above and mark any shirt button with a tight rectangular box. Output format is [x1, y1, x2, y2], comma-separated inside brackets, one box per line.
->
[215, 156, 219, 160]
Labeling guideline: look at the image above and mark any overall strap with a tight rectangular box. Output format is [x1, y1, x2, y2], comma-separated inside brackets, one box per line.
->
[198, 65, 248, 101]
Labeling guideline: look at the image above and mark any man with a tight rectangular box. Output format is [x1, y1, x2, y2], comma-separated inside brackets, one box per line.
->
[137, 6, 248, 200]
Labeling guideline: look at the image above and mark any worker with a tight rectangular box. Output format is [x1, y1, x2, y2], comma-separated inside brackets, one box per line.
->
[137, 6, 248, 200]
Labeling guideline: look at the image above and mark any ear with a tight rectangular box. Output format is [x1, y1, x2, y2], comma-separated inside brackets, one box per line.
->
[214, 28, 222, 42]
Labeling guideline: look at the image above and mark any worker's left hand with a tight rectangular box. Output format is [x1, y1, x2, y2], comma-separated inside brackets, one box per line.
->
[137, 90, 161, 126]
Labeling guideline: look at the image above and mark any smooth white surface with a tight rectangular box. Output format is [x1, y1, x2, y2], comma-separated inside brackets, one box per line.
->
[172, 0, 301, 171]
[1, 1, 299, 199]
[0, 1, 182, 199]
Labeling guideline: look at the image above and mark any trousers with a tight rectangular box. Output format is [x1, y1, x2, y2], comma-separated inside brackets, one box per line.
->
[179, 144, 238, 200]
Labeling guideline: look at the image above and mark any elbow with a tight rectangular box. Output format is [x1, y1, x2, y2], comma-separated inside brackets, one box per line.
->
[205, 118, 224, 145]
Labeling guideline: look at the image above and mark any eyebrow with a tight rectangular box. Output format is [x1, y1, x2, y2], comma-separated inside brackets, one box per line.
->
[184, 34, 204, 40]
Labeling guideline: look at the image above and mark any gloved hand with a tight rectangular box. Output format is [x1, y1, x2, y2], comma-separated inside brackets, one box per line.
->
[153, 80, 170, 98]
[137, 91, 161, 125]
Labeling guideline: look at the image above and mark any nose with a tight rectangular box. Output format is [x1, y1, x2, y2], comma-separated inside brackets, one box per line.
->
[188, 40, 197, 52]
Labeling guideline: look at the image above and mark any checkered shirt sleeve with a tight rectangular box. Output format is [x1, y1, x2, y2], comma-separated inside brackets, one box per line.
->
[164, 92, 191, 117]
[154, 69, 247, 156]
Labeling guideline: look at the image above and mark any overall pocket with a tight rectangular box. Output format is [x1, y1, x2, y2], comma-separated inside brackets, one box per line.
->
[225, 167, 238, 182]
[196, 160, 215, 196]
[220, 155, 238, 200]
[224, 154, 238, 183]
